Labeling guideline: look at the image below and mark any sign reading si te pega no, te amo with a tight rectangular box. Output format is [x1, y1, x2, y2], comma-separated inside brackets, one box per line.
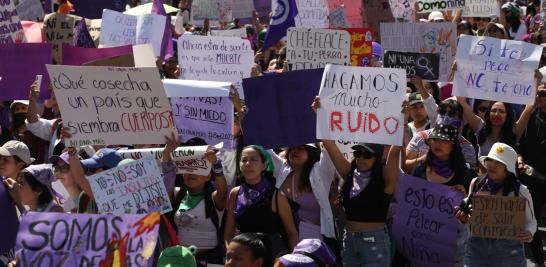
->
[316, 64, 406, 146]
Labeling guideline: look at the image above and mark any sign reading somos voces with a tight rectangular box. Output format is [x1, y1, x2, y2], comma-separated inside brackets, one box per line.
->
[46, 65, 177, 147]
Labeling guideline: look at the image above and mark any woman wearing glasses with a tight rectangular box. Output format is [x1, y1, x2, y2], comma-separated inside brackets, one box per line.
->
[49, 151, 82, 213]
[313, 96, 403, 267]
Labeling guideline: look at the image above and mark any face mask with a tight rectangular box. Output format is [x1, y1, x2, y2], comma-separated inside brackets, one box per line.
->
[13, 112, 27, 129]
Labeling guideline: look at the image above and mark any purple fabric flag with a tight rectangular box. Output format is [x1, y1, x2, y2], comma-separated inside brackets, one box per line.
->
[242, 69, 323, 149]
[15, 212, 160, 266]
[0, 43, 51, 100]
[71, 0, 125, 19]
[152, 0, 174, 61]
[73, 20, 96, 48]
[263, 0, 298, 49]
[62, 44, 133, 66]
[392, 174, 464, 267]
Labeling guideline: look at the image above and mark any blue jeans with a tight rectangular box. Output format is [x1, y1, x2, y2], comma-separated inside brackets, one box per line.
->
[342, 227, 391, 267]
[464, 236, 525, 267]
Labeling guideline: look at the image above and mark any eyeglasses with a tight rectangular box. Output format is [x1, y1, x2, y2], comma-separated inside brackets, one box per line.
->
[353, 150, 375, 159]
[538, 90, 546, 97]
[53, 164, 70, 173]
[477, 106, 489, 113]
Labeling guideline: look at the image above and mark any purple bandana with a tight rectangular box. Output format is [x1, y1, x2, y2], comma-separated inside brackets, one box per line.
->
[484, 177, 503, 195]
[234, 178, 272, 217]
[431, 156, 454, 179]
[437, 115, 462, 129]
[350, 169, 372, 198]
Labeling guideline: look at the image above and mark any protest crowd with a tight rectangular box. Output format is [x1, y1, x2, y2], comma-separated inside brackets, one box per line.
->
[1, 0, 546, 266]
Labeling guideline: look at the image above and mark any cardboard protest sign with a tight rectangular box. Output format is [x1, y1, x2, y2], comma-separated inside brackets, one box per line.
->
[210, 28, 247, 38]
[453, 35, 542, 105]
[342, 28, 373, 67]
[381, 22, 457, 82]
[316, 64, 406, 146]
[242, 69, 324, 149]
[328, 0, 362, 28]
[88, 158, 172, 215]
[0, 0, 25, 43]
[118, 145, 213, 176]
[16, 0, 44, 21]
[416, 0, 465, 13]
[132, 43, 156, 67]
[62, 44, 133, 66]
[463, 0, 500, 17]
[83, 54, 135, 67]
[164, 79, 235, 149]
[21, 21, 43, 42]
[470, 195, 527, 240]
[392, 175, 464, 267]
[286, 28, 351, 71]
[46, 65, 176, 147]
[330, 5, 350, 28]
[0, 43, 51, 100]
[384, 51, 440, 80]
[43, 12, 78, 64]
[389, 0, 417, 21]
[363, 0, 394, 40]
[16, 212, 160, 266]
[72, 0, 125, 19]
[272, 0, 328, 28]
[100, 9, 166, 57]
[177, 35, 254, 99]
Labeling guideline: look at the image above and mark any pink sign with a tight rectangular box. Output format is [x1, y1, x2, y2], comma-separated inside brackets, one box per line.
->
[21, 21, 44, 43]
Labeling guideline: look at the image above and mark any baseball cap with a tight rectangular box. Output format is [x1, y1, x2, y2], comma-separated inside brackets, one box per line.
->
[279, 239, 336, 267]
[0, 140, 34, 164]
[428, 11, 445, 22]
[49, 151, 71, 166]
[80, 148, 123, 170]
[351, 143, 383, 154]
[9, 100, 29, 111]
[408, 92, 424, 106]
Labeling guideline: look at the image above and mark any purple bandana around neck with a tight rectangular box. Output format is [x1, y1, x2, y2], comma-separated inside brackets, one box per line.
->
[234, 178, 272, 217]
[484, 177, 503, 195]
[431, 156, 454, 179]
[437, 115, 462, 129]
[350, 169, 372, 198]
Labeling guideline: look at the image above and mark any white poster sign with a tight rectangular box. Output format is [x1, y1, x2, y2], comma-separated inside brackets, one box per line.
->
[210, 28, 247, 38]
[317, 64, 406, 145]
[177, 35, 254, 99]
[88, 158, 172, 215]
[272, 0, 329, 28]
[453, 35, 541, 105]
[231, 0, 253, 19]
[15, 0, 44, 21]
[389, 0, 417, 21]
[329, 5, 350, 28]
[286, 27, 351, 70]
[381, 22, 457, 82]
[118, 145, 213, 176]
[99, 9, 166, 57]
[46, 65, 177, 147]
[463, 0, 500, 17]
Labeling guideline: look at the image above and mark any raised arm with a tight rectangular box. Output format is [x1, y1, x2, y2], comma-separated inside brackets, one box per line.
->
[223, 187, 239, 247]
[208, 150, 228, 211]
[68, 147, 94, 200]
[384, 145, 402, 194]
[456, 96, 482, 132]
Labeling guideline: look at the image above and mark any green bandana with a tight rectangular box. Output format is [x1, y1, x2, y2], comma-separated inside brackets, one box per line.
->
[178, 189, 204, 212]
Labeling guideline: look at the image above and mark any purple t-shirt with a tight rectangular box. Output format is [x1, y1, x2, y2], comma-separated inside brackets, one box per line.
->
[0, 178, 19, 254]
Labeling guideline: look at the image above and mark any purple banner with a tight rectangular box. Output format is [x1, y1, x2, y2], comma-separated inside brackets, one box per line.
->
[242, 69, 323, 149]
[392, 174, 464, 267]
[71, 0, 125, 19]
[16, 212, 160, 266]
[62, 44, 133, 66]
[0, 43, 52, 100]
[171, 97, 234, 148]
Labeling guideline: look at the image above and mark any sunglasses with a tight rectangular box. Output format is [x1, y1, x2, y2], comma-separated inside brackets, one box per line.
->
[538, 90, 546, 97]
[353, 150, 375, 159]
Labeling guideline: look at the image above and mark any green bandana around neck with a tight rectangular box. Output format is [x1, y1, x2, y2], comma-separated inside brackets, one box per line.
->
[178, 189, 204, 212]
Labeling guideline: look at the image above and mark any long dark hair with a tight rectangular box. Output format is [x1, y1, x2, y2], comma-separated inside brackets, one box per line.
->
[506, 13, 522, 35]
[474, 171, 520, 196]
[425, 142, 468, 183]
[18, 170, 53, 206]
[477, 102, 516, 148]
[286, 145, 320, 192]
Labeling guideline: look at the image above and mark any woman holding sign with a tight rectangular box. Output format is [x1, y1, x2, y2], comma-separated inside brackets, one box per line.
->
[456, 143, 536, 267]
[311, 97, 403, 267]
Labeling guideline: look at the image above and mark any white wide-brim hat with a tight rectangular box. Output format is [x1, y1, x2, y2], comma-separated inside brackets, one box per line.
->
[479, 142, 517, 175]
